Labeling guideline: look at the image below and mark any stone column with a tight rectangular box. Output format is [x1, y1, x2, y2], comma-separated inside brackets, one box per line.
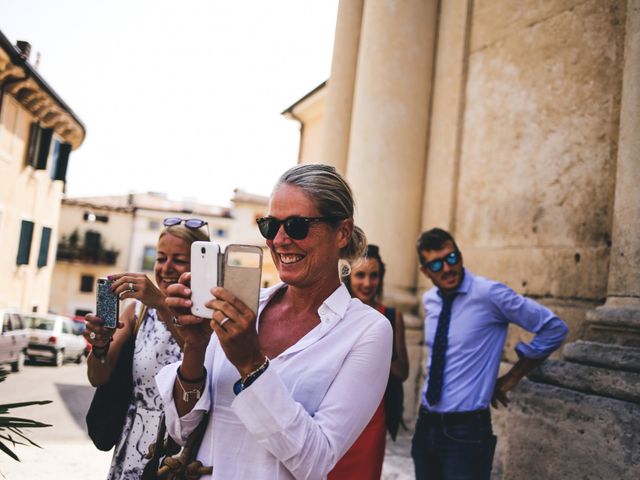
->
[585, 0, 640, 344]
[346, 0, 438, 300]
[606, 0, 640, 302]
[321, 0, 364, 174]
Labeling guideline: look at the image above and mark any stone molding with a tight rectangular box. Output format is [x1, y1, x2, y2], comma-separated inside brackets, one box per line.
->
[0, 49, 84, 149]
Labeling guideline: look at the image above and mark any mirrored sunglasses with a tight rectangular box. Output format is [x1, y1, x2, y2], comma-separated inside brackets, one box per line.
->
[256, 216, 339, 240]
[163, 217, 208, 230]
[425, 251, 460, 273]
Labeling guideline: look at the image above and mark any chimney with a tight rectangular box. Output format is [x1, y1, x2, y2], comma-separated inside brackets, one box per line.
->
[15, 40, 31, 61]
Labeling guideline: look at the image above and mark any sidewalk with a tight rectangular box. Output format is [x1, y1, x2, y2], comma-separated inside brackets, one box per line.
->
[382, 427, 414, 479]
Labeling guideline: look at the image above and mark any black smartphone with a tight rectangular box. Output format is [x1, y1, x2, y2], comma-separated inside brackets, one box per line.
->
[96, 277, 118, 328]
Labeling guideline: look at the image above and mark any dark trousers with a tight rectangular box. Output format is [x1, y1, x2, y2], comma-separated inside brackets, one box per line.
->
[411, 407, 497, 480]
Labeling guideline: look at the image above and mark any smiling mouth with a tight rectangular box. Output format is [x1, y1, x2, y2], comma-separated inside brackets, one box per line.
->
[279, 254, 304, 264]
[160, 278, 178, 285]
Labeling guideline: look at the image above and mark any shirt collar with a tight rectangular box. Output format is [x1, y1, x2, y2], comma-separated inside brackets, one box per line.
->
[258, 282, 351, 323]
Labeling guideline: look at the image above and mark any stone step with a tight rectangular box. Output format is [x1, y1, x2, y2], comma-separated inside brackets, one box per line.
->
[528, 359, 640, 404]
[563, 340, 640, 373]
[585, 305, 640, 347]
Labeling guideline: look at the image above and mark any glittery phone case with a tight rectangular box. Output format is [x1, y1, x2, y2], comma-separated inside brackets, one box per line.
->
[96, 278, 119, 328]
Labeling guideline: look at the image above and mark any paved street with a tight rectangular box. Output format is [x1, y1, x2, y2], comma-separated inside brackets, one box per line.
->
[0, 362, 111, 478]
[0, 362, 413, 479]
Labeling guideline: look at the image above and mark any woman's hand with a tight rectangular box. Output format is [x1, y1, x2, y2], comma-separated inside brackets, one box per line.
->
[109, 272, 164, 310]
[207, 286, 265, 378]
[164, 272, 213, 349]
[84, 313, 123, 349]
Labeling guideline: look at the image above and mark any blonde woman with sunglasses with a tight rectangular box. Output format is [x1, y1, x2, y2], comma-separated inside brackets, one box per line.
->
[84, 218, 209, 479]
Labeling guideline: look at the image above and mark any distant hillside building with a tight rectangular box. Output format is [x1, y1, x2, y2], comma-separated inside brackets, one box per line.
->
[0, 30, 85, 313]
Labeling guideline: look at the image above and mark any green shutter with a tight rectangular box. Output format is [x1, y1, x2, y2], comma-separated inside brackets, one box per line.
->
[16, 220, 34, 265]
[37, 227, 52, 267]
[26, 123, 41, 167]
[54, 143, 71, 181]
[35, 128, 53, 170]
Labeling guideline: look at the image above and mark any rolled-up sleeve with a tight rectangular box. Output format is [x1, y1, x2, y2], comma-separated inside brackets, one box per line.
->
[231, 317, 393, 479]
[156, 361, 211, 446]
[490, 283, 569, 359]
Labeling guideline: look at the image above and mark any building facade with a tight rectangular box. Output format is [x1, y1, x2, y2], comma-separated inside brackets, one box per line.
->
[50, 191, 278, 318]
[284, 0, 639, 477]
[0, 31, 85, 314]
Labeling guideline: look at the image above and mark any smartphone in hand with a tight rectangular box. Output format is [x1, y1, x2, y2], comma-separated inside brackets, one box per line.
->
[190, 241, 220, 317]
[96, 278, 119, 328]
[222, 245, 263, 314]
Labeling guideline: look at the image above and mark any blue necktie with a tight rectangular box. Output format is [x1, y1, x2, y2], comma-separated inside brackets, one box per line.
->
[426, 292, 458, 406]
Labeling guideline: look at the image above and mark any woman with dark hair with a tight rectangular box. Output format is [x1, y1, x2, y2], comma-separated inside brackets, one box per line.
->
[84, 219, 210, 479]
[330, 244, 410, 479]
[157, 164, 393, 479]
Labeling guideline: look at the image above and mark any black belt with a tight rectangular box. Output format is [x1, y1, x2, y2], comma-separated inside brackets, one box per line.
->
[419, 407, 491, 427]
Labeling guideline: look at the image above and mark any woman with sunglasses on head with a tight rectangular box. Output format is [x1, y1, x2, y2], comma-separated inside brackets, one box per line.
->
[157, 164, 393, 479]
[84, 218, 209, 479]
[329, 244, 409, 479]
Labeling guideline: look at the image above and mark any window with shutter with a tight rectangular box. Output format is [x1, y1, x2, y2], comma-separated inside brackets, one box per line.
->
[16, 220, 34, 265]
[49, 140, 60, 180]
[80, 274, 94, 292]
[26, 122, 41, 167]
[35, 128, 53, 170]
[37, 226, 52, 267]
[54, 143, 71, 181]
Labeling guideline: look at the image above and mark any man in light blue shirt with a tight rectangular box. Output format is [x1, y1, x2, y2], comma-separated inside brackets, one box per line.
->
[411, 228, 568, 480]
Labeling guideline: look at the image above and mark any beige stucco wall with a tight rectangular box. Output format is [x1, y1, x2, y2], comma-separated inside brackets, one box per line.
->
[0, 96, 65, 313]
[290, 88, 327, 166]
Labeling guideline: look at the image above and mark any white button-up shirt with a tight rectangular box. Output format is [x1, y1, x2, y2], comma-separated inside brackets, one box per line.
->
[156, 283, 393, 479]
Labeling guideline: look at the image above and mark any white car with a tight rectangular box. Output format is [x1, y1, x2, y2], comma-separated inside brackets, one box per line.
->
[25, 314, 87, 366]
[0, 309, 29, 372]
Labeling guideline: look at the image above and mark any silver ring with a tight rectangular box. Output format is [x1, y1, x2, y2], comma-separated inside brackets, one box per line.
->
[172, 316, 181, 326]
[219, 317, 230, 327]
[129, 282, 134, 291]
[89, 332, 96, 340]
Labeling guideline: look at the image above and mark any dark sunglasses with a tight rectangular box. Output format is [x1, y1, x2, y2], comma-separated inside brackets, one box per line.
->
[424, 251, 461, 273]
[163, 217, 208, 230]
[256, 216, 340, 240]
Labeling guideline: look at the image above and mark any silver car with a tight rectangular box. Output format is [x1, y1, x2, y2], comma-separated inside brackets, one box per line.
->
[0, 309, 29, 372]
[25, 314, 87, 366]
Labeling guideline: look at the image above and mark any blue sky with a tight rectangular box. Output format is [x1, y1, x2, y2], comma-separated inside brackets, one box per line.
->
[0, 0, 338, 206]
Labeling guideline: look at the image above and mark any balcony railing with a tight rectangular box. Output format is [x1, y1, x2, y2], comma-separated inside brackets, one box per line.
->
[56, 244, 120, 266]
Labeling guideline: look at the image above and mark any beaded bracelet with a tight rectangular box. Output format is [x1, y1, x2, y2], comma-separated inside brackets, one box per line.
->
[233, 357, 269, 395]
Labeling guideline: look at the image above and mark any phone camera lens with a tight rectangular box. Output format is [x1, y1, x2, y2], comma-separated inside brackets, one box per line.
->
[201, 247, 206, 254]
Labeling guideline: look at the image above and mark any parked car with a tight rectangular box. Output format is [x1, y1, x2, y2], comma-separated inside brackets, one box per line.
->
[0, 309, 28, 372]
[25, 314, 87, 366]
[72, 316, 91, 357]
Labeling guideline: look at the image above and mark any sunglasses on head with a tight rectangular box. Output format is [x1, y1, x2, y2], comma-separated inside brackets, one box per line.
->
[423, 251, 461, 273]
[256, 216, 340, 240]
[163, 217, 208, 230]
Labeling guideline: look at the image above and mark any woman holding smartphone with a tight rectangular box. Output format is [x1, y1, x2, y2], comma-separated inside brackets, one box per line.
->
[329, 244, 410, 479]
[83, 219, 209, 479]
[158, 164, 393, 479]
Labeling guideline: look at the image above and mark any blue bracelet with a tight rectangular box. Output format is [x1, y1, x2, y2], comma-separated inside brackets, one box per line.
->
[233, 357, 269, 395]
